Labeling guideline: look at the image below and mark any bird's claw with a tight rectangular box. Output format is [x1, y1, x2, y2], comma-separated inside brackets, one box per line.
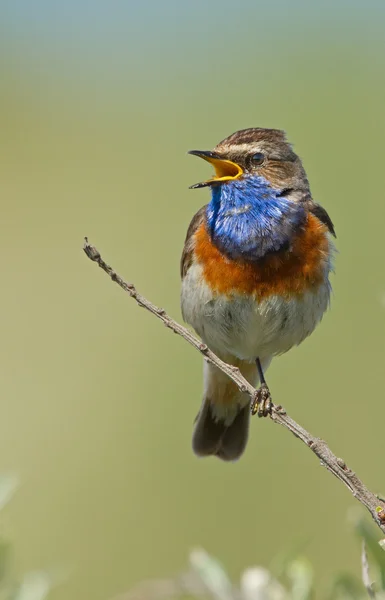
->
[251, 383, 272, 417]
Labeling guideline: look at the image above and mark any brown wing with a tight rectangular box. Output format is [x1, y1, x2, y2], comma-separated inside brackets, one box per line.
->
[180, 205, 207, 279]
[308, 202, 336, 237]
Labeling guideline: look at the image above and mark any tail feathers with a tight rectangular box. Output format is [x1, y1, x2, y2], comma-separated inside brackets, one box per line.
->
[192, 398, 250, 462]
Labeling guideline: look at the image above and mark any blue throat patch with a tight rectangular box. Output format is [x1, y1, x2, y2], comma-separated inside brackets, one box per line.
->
[206, 175, 306, 261]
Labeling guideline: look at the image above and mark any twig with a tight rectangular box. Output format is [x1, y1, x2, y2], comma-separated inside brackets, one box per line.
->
[83, 238, 385, 535]
[362, 541, 376, 598]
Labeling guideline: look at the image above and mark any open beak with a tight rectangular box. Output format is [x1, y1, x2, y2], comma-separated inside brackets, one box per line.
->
[188, 150, 243, 189]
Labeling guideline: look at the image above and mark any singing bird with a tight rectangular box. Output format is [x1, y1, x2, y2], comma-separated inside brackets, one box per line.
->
[181, 128, 335, 461]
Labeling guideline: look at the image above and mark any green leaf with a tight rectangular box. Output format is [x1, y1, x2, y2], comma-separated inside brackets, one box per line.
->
[355, 518, 385, 590]
[328, 573, 363, 600]
[286, 558, 314, 600]
[9, 572, 52, 600]
[189, 548, 233, 600]
[269, 537, 312, 580]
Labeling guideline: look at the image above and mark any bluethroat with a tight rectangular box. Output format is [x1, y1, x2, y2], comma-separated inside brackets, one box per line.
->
[181, 128, 335, 461]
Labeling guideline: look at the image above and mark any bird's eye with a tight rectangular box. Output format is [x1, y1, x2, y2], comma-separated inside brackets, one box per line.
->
[252, 152, 265, 165]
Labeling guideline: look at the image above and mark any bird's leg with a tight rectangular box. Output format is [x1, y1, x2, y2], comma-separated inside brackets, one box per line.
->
[251, 358, 273, 418]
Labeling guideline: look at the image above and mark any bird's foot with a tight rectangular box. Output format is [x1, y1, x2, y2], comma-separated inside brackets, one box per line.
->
[251, 383, 272, 418]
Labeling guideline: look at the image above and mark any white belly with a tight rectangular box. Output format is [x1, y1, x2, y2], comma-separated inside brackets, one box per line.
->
[181, 263, 330, 360]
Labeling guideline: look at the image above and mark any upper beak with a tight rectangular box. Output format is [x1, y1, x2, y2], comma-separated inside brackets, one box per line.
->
[188, 150, 243, 189]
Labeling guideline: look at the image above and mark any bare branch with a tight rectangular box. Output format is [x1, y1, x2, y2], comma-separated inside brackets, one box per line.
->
[83, 238, 385, 535]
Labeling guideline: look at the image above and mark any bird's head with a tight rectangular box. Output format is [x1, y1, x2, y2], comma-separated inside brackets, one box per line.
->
[188, 128, 314, 260]
[189, 128, 310, 198]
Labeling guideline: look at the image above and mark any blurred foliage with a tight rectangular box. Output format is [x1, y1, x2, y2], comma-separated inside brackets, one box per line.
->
[1, 474, 385, 599]
[119, 532, 385, 600]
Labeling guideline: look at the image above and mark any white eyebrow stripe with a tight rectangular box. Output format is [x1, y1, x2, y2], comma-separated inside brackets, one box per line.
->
[224, 143, 263, 154]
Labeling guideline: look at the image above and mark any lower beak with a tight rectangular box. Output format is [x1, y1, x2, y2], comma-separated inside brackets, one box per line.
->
[188, 150, 243, 189]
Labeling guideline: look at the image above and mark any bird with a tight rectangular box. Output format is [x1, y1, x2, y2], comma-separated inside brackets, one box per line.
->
[180, 128, 336, 461]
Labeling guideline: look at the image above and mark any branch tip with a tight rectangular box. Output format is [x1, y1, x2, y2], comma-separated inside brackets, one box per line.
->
[83, 237, 101, 262]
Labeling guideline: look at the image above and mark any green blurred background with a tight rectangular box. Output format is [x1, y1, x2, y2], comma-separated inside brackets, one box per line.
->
[1, 1, 385, 598]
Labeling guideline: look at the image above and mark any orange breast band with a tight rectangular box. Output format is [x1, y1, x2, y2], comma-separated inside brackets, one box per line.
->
[194, 213, 330, 300]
